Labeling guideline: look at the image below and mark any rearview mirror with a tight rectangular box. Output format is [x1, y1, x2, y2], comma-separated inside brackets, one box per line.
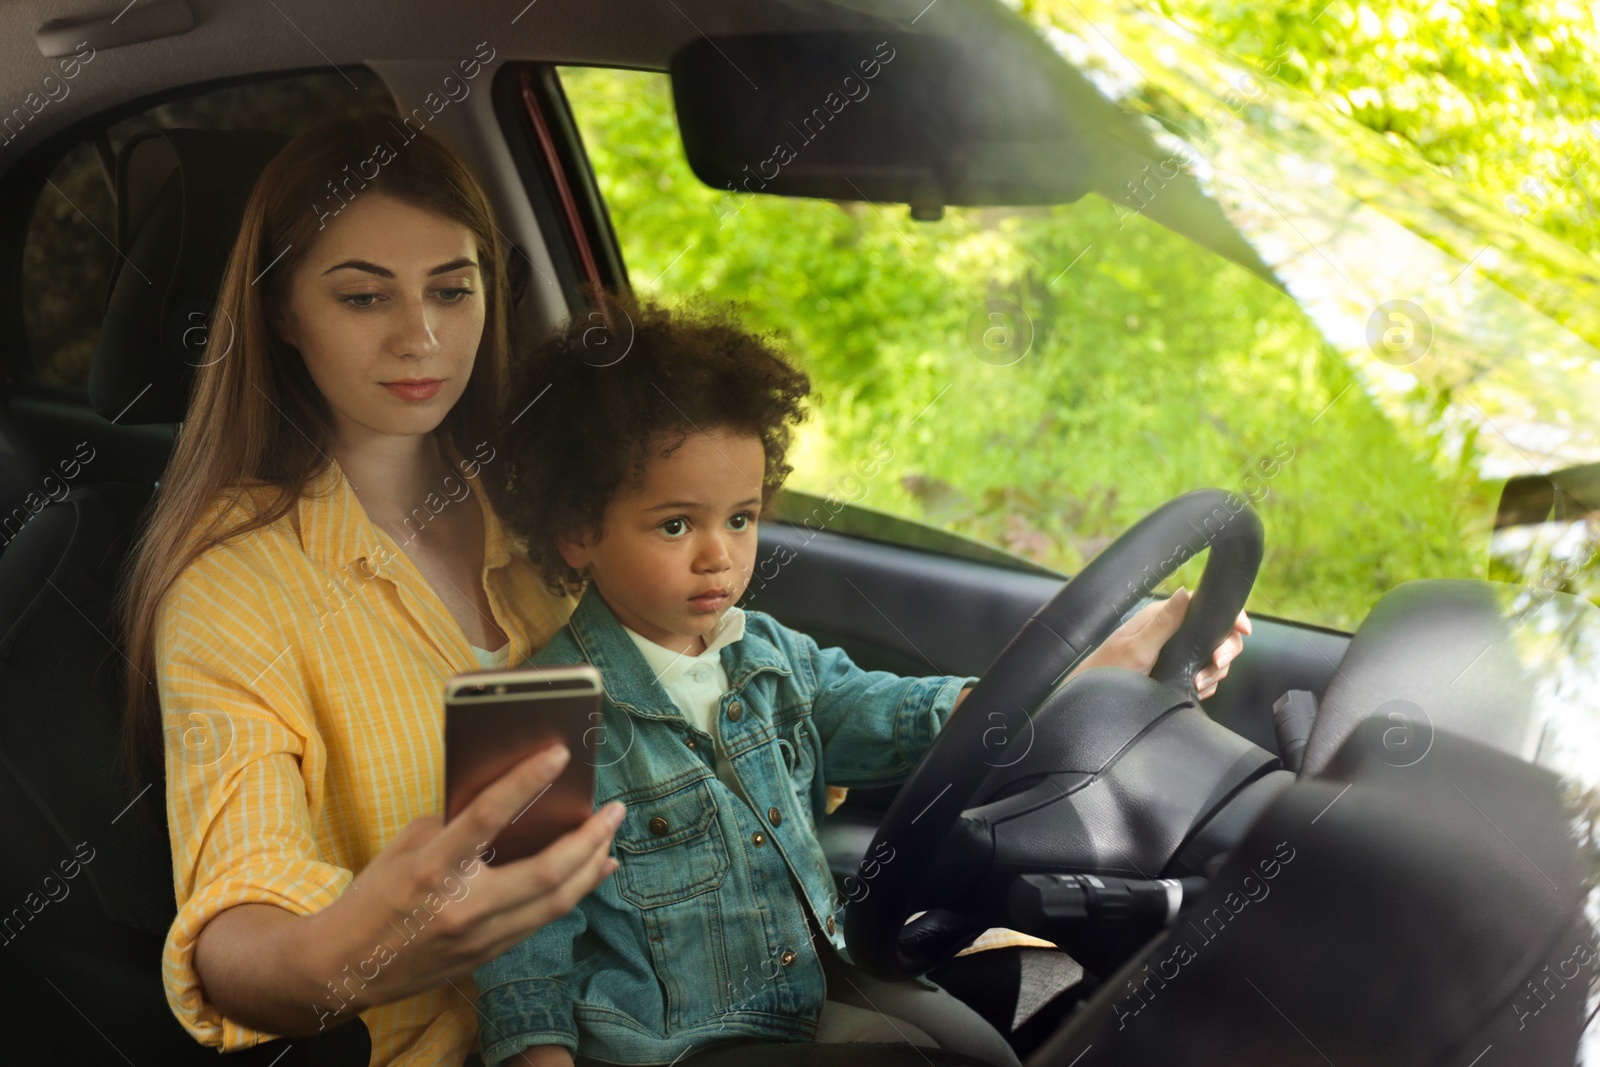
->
[669, 31, 1098, 216]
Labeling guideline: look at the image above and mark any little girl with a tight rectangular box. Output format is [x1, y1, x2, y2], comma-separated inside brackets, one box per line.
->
[474, 294, 1243, 1067]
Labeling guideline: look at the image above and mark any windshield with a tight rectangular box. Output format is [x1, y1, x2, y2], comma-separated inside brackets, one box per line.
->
[559, 2, 1599, 634]
[1026, 0, 1600, 616]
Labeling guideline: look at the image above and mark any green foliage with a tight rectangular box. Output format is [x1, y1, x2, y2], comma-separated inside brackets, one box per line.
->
[561, 62, 1490, 631]
[1147, 0, 1600, 256]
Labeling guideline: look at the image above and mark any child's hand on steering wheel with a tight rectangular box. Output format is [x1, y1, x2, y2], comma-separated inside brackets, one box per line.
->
[1067, 586, 1251, 700]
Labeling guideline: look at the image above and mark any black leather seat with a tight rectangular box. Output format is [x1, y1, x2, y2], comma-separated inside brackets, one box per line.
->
[0, 403, 48, 556]
[1024, 727, 1590, 1065]
[0, 128, 368, 1064]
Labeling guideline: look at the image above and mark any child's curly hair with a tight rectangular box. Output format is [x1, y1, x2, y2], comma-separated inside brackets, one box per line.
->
[491, 291, 811, 596]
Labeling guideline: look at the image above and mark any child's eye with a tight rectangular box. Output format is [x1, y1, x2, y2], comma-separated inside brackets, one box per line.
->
[659, 517, 689, 539]
[727, 511, 756, 532]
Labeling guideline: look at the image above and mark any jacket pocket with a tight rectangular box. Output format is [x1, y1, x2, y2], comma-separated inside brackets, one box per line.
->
[612, 777, 735, 1031]
[615, 777, 730, 908]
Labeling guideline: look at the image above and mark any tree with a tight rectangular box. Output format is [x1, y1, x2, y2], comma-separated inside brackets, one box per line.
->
[1149, 0, 1600, 256]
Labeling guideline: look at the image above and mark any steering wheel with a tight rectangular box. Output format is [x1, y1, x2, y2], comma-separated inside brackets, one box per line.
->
[843, 488, 1264, 980]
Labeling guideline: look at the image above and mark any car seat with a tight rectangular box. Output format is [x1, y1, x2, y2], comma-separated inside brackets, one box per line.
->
[1023, 726, 1591, 1065]
[0, 127, 369, 1064]
[0, 403, 48, 557]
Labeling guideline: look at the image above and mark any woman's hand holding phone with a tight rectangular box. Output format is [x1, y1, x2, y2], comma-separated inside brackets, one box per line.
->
[290, 745, 623, 1022]
[193, 746, 622, 1037]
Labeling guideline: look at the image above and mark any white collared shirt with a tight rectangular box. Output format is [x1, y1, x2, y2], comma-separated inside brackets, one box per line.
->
[468, 642, 510, 671]
[622, 607, 748, 797]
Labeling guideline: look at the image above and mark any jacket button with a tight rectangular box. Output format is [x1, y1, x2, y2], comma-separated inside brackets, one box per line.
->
[752, 831, 766, 847]
[728, 701, 744, 722]
[779, 949, 797, 967]
[685, 737, 696, 749]
[648, 817, 670, 837]
[825, 916, 836, 935]
[767, 807, 783, 827]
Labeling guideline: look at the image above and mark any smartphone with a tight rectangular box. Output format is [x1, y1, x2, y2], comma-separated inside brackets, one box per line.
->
[444, 664, 602, 866]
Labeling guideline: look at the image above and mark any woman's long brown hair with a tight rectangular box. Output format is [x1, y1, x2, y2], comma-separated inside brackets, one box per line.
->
[120, 112, 512, 776]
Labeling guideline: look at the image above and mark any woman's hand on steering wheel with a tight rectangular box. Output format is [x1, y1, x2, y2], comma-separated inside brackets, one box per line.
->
[1067, 586, 1252, 700]
[296, 745, 624, 1015]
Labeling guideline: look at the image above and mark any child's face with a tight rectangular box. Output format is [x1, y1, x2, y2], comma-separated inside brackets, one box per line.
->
[560, 427, 764, 656]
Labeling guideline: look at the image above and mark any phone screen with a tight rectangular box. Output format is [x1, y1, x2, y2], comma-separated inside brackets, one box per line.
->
[443, 664, 602, 866]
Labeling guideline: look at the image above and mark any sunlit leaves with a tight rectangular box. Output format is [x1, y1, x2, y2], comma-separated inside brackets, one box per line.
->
[1144, 0, 1600, 255]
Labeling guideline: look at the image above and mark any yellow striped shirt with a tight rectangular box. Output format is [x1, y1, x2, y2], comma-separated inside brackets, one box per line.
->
[157, 458, 576, 1065]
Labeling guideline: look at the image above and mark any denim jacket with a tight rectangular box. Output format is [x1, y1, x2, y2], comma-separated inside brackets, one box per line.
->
[473, 583, 975, 1066]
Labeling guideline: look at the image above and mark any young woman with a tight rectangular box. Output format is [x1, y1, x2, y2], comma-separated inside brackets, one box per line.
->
[120, 112, 624, 1066]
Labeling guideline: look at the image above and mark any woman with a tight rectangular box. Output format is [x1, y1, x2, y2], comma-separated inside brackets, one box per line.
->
[121, 112, 1246, 1067]
[121, 113, 624, 1066]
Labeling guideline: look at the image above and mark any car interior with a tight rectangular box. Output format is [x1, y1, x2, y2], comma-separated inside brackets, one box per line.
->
[0, 1, 1593, 1065]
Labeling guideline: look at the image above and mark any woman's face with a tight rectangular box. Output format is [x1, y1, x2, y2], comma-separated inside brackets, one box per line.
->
[273, 192, 485, 447]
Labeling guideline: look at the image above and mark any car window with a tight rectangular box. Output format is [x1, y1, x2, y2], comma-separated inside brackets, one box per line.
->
[20, 69, 394, 390]
[558, 64, 1491, 632]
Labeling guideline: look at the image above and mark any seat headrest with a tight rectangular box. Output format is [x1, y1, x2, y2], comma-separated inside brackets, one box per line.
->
[89, 128, 290, 425]
[1301, 579, 1536, 777]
